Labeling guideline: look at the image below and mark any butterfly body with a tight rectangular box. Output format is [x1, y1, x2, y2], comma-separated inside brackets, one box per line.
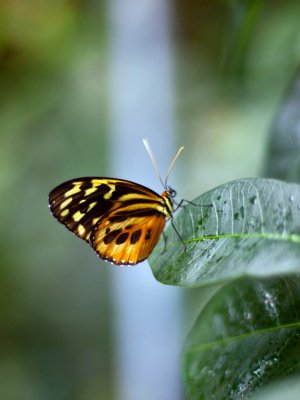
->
[49, 177, 175, 265]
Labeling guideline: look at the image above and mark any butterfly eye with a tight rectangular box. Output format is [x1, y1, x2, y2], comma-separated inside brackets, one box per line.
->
[166, 186, 176, 198]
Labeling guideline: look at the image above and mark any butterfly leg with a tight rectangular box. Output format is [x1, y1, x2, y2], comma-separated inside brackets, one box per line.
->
[174, 199, 212, 211]
[171, 219, 187, 252]
[160, 229, 180, 254]
[170, 201, 211, 252]
[160, 231, 167, 254]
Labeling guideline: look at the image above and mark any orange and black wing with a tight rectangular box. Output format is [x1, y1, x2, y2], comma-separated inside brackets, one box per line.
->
[91, 203, 166, 265]
[49, 177, 168, 265]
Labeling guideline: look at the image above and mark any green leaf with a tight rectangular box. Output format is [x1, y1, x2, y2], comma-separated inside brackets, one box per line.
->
[264, 69, 300, 182]
[183, 276, 300, 400]
[149, 178, 300, 287]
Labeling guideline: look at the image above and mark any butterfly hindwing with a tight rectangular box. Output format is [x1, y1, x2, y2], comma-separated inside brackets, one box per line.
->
[92, 211, 166, 265]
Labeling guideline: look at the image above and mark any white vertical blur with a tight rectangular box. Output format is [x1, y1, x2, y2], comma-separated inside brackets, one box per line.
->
[107, 1, 183, 400]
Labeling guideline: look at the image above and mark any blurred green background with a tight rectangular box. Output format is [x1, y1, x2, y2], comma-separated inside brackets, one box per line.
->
[0, 1, 299, 399]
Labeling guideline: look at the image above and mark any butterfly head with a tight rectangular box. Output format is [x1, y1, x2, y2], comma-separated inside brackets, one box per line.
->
[165, 186, 177, 198]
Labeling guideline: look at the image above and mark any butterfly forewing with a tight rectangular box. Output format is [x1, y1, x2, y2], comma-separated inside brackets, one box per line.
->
[49, 178, 117, 241]
[48, 177, 172, 265]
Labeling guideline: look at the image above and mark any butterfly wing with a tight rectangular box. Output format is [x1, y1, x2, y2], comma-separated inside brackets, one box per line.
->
[92, 210, 166, 265]
[49, 178, 118, 242]
[49, 177, 169, 264]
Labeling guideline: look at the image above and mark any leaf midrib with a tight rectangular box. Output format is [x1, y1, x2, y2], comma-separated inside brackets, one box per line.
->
[186, 321, 300, 354]
[161, 232, 300, 252]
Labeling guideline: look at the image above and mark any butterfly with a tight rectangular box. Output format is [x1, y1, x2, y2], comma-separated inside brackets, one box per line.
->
[48, 140, 185, 265]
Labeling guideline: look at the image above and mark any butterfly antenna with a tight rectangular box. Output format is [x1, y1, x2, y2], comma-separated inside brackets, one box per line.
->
[164, 145, 185, 187]
[143, 138, 165, 187]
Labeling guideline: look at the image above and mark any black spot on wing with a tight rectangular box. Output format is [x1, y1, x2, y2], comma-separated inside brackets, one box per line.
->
[104, 229, 122, 244]
[145, 228, 151, 240]
[109, 215, 128, 223]
[116, 232, 129, 245]
[130, 229, 142, 244]
[130, 210, 159, 217]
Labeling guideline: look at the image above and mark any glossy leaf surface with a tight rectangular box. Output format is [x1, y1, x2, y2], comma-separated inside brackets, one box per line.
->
[150, 178, 300, 287]
[184, 276, 300, 399]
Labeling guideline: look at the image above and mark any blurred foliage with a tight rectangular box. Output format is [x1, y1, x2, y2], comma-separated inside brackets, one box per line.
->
[263, 67, 300, 182]
[1, 0, 300, 399]
[0, 1, 112, 399]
